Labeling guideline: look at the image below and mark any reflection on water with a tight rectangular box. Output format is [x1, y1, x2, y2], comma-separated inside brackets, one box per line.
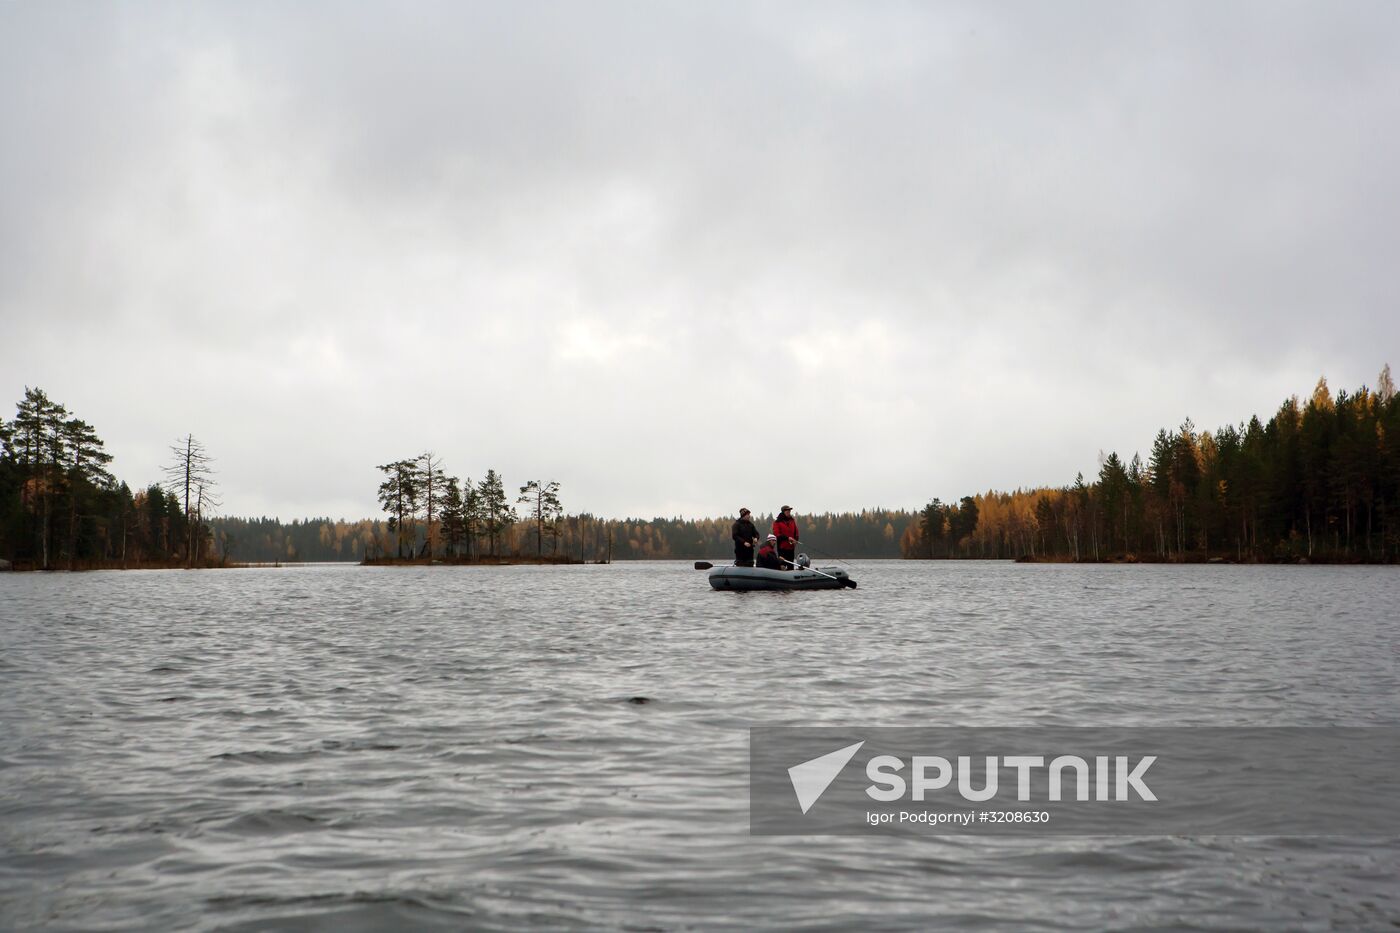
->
[1, 561, 1397, 929]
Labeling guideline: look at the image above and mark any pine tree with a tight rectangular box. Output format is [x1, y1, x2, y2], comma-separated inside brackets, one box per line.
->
[462, 476, 483, 558]
[9, 388, 70, 568]
[478, 470, 517, 557]
[919, 498, 944, 558]
[950, 496, 979, 554]
[376, 459, 423, 558]
[518, 479, 562, 557]
[1098, 452, 1128, 553]
[419, 452, 444, 558]
[440, 476, 466, 557]
[60, 417, 113, 569]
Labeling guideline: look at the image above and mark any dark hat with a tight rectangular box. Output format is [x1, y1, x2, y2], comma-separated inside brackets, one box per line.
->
[780, 505, 792, 511]
[739, 507, 751, 516]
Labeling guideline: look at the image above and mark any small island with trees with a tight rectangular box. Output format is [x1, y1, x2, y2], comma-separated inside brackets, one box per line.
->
[366, 454, 579, 565]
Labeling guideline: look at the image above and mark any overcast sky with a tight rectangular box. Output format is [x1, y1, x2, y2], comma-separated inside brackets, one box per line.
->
[2, 2, 1397, 521]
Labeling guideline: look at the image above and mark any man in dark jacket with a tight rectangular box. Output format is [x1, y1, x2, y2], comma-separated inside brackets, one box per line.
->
[772, 505, 799, 569]
[755, 534, 783, 570]
[732, 508, 758, 566]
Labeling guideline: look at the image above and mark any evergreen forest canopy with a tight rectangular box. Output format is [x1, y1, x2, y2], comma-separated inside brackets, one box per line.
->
[0, 388, 218, 569]
[903, 367, 1400, 563]
[203, 509, 911, 563]
[4, 369, 1397, 567]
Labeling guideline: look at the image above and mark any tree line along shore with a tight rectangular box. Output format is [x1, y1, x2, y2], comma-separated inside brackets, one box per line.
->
[0, 387, 910, 569]
[3, 369, 1397, 569]
[208, 510, 911, 565]
[905, 368, 1400, 564]
[0, 388, 221, 571]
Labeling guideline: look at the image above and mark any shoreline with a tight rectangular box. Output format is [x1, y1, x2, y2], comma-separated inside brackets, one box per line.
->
[0, 559, 244, 572]
[1007, 554, 1397, 565]
[360, 556, 587, 567]
[6, 555, 1393, 572]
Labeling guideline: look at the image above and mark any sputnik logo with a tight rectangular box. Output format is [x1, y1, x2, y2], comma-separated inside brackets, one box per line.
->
[788, 741, 865, 814]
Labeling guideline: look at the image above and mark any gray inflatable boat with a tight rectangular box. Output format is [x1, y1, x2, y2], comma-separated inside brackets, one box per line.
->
[708, 564, 856, 591]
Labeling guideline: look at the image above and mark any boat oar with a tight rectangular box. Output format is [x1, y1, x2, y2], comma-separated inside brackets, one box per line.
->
[694, 561, 713, 570]
[780, 556, 856, 588]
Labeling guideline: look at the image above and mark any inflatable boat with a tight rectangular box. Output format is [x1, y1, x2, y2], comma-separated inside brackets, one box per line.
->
[707, 564, 856, 591]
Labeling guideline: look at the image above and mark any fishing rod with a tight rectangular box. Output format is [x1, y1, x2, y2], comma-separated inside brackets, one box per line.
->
[777, 555, 855, 586]
[788, 541, 856, 569]
[693, 556, 840, 581]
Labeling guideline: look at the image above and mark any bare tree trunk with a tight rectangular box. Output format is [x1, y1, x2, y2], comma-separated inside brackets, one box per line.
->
[194, 487, 204, 565]
[422, 454, 438, 559]
[68, 495, 78, 571]
[182, 436, 192, 567]
[41, 493, 50, 570]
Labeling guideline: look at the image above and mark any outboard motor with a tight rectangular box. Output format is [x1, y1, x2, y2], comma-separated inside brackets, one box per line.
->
[796, 553, 811, 568]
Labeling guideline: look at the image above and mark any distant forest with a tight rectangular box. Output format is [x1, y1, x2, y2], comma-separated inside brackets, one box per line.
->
[902, 368, 1400, 563]
[354, 451, 912, 563]
[206, 510, 912, 563]
[6, 370, 1397, 568]
[0, 387, 909, 568]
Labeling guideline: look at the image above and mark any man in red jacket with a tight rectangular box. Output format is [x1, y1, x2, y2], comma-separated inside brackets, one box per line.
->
[772, 505, 799, 569]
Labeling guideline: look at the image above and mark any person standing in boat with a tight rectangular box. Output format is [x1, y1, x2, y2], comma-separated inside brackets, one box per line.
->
[772, 505, 799, 569]
[732, 508, 758, 567]
[756, 534, 784, 570]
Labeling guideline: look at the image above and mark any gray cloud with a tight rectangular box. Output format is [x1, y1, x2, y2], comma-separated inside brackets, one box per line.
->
[3, 1, 1397, 520]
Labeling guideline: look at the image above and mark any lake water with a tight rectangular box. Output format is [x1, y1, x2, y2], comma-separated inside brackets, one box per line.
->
[2, 561, 1397, 930]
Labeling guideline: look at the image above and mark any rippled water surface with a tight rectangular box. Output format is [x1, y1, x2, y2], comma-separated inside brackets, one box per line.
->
[2, 561, 1398, 930]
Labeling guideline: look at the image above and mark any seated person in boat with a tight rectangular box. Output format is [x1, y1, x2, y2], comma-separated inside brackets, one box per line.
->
[756, 534, 784, 570]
